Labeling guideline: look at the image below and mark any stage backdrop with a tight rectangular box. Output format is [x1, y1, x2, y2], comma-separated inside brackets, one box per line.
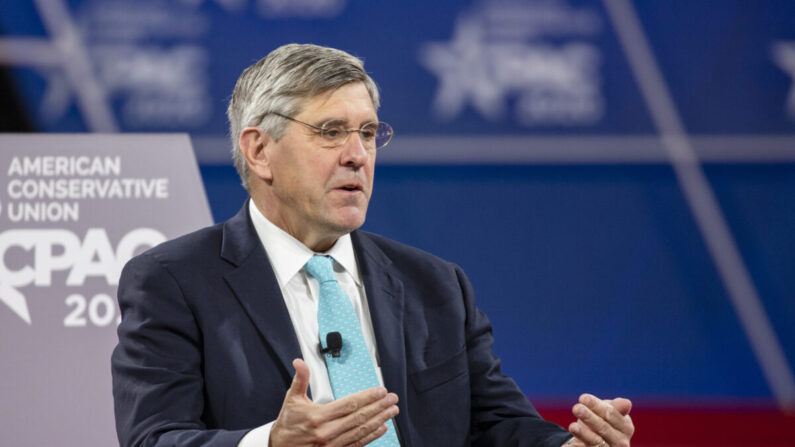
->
[2, 0, 795, 444]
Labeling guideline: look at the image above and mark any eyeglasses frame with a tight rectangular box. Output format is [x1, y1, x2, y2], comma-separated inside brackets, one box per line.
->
[265, 112, 394, 150]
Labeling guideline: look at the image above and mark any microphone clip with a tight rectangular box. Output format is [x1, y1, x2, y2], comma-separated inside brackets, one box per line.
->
[319, 331, 343, 358]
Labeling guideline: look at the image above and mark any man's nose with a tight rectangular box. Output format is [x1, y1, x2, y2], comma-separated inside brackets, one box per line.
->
[340, 132, 370, 167]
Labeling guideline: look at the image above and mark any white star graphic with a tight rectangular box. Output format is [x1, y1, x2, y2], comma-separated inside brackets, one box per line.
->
[772, 41, 795, 120]
[419, 17, 507, 121]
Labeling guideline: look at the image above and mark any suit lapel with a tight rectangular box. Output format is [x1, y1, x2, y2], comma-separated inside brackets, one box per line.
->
[219, 209, 411, 440]
[352, 231, 413, 447]
[221, 203, 302, 382]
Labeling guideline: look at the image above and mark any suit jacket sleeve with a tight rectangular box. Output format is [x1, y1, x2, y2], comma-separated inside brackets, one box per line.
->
[111, 252, 249, 447]
[455, 265, 571, 447]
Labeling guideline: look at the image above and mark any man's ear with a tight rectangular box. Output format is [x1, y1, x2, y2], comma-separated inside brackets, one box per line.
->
[239, 127, 273, 182]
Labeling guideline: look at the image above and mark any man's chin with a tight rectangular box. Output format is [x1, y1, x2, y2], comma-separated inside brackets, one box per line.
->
[327, 209, 367, 235]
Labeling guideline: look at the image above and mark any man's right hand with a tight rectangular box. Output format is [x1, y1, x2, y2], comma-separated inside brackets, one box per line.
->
[269, 358, 399, 447]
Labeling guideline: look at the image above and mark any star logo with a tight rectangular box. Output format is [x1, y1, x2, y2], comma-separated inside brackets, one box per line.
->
[419, 17, 507, 121]
[772, 41, 795, 120]
[418, 0, 604, 126]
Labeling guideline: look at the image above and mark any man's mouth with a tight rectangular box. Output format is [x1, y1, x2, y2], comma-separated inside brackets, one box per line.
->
[338, 184, 362, 192]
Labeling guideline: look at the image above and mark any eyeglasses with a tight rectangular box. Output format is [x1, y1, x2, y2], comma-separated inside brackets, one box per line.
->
[269, 112, 394, 150]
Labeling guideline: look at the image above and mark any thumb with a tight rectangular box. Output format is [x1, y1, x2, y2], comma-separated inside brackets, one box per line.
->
[286, 358, 310, 400]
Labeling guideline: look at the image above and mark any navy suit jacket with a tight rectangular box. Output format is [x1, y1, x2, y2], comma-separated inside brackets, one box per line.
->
[111, 204, 570, 447]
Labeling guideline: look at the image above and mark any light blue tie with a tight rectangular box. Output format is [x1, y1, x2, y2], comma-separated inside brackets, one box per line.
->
[305, 255, 400, 446]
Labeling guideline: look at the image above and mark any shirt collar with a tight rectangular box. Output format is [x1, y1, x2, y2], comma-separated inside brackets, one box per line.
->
[248, 199, 361, 288]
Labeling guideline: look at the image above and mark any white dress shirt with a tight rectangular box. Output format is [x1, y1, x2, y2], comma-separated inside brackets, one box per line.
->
[239, 200, 385, 446]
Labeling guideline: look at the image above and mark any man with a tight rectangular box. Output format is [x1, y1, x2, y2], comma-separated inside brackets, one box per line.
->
[112, 43, 634, 447]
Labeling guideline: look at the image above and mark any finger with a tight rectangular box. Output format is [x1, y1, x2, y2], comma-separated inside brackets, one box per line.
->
[319, 392, 398, 443]
[560, 436, 587, 447]
[335, 403, 399, 447]
[579, 394, 633, 436]
[321, 387, 389, 420]
[286, 358, 311, 400]
[604, 396, 634, 439]
[568, 420, 603, 446]
[343, 423, 388, 447]
[607, 397, 632, 416]
[574, 402, 629, 447]
[608, 402, 635, 441]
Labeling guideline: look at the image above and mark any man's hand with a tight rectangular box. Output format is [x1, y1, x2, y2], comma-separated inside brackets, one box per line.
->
[562, 394, 634, 447]
[269, 359, 399, 447]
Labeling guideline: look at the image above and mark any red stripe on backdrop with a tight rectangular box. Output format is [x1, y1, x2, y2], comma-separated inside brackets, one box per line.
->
[538, 406, 795, 446]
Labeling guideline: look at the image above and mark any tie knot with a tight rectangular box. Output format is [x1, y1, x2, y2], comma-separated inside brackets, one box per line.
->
[305, 255, 336, 283]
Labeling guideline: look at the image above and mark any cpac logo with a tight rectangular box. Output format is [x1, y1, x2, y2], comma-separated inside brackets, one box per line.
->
[0, 228, 166, 324]
[419, 0, 604, 126]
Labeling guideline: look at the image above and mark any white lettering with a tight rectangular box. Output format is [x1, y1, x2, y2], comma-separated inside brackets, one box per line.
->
[66, 228, 119, 286]
[8, 179, 21, 198]
[6, 156, 122, 176]
[33, 230, 81, 286]
[64, 293, 120, 327]
[6, 178, 170, 200]
[7, 156, 22, 176]
[155, 178, 169, 198]
[0, 232, 36, 288]
[0, 228, 166, 288]
[23, 157, 41, 176]
[7, 202, 80, 222]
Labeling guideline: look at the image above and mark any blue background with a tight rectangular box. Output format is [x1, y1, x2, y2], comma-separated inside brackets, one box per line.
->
[2, 0, 795, 406]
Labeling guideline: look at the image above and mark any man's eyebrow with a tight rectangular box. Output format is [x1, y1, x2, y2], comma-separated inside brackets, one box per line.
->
[315, 117, 378, 128]
[316, 118, 346, 128]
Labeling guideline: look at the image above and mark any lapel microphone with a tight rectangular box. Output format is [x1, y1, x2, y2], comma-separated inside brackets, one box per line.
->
[319, 331, 343, 358]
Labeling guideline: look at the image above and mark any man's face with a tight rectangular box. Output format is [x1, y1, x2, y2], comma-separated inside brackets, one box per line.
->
[263, 82, 377, 250]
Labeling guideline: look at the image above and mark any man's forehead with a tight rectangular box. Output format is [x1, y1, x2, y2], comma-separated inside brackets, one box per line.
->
[296, 83, 377, 122]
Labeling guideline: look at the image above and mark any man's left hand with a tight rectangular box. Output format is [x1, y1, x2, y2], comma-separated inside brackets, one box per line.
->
[562, 393, 634, 447]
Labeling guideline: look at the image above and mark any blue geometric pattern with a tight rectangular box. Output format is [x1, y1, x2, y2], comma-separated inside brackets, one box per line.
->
[305, 255, 400, 446]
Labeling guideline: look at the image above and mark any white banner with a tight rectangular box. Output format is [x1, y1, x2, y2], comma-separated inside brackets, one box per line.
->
[0, 134, 213, 446]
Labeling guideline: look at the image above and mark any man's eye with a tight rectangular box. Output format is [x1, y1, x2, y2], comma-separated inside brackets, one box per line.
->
[321, 128, 344, 139]
[360, 126, 377, 140]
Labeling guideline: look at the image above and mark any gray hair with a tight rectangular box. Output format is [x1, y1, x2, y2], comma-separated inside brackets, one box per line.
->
[227, 43, 381, 191]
